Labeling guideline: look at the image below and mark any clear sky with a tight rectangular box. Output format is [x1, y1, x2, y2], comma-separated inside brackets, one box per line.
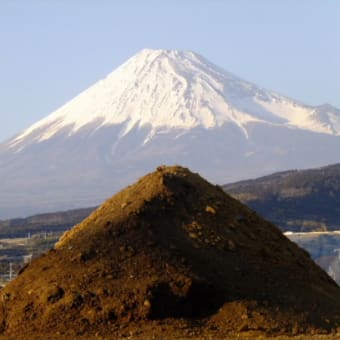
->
[0, 0, 339, 143]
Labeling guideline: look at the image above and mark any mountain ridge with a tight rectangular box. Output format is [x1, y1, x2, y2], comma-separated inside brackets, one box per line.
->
[223, 162, 340, 232]
[0, 207, 95, 238]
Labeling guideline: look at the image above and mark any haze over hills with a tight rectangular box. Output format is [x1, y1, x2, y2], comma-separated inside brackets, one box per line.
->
[224, 163, 340, 232]
[1, 49, 340, 218]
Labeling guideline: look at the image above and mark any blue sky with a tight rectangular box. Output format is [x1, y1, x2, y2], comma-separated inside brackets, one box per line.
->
[0, 0, 339, 142]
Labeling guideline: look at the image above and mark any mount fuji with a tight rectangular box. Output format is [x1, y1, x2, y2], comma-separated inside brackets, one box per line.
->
[1, 49, 340, 218]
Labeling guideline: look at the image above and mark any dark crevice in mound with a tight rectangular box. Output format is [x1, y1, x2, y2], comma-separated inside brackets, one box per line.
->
[148, 280, 224, 319]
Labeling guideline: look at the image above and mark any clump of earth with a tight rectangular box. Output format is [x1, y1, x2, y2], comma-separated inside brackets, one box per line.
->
[1, 165, 340, 339]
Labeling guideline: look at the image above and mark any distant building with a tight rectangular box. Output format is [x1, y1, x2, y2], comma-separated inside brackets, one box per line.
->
[23, 254, 32, 264]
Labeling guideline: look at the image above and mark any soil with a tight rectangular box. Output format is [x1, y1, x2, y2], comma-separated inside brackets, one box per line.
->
[1, 165, 340, 339]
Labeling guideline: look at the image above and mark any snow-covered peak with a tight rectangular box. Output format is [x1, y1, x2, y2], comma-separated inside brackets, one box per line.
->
[10, 49, 340, 148]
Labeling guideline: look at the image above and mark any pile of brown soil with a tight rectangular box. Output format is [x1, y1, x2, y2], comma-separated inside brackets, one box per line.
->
[1, 165, 340, 339]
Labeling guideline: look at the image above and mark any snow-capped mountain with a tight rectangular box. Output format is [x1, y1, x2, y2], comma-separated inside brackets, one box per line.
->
[1, 49, 340, 218]
[9, 49, 340, 146]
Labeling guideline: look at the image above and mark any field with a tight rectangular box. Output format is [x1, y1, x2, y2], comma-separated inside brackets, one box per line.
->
[0, 231, 63, 286]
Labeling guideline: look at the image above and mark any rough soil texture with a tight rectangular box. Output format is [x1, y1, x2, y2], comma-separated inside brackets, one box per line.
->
[1, 165, 340, 339]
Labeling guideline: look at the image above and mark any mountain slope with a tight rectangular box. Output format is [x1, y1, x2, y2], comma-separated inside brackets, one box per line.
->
[224, 163, 340, 232]
[1, 166, 340, 338]
[1, 49, 340, 218]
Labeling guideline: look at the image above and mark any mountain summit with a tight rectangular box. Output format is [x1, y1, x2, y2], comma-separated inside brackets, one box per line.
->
[1, 49, 340, 218]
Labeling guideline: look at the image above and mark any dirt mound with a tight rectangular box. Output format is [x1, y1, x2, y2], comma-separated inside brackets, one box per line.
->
[1, 165, 340, 338]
